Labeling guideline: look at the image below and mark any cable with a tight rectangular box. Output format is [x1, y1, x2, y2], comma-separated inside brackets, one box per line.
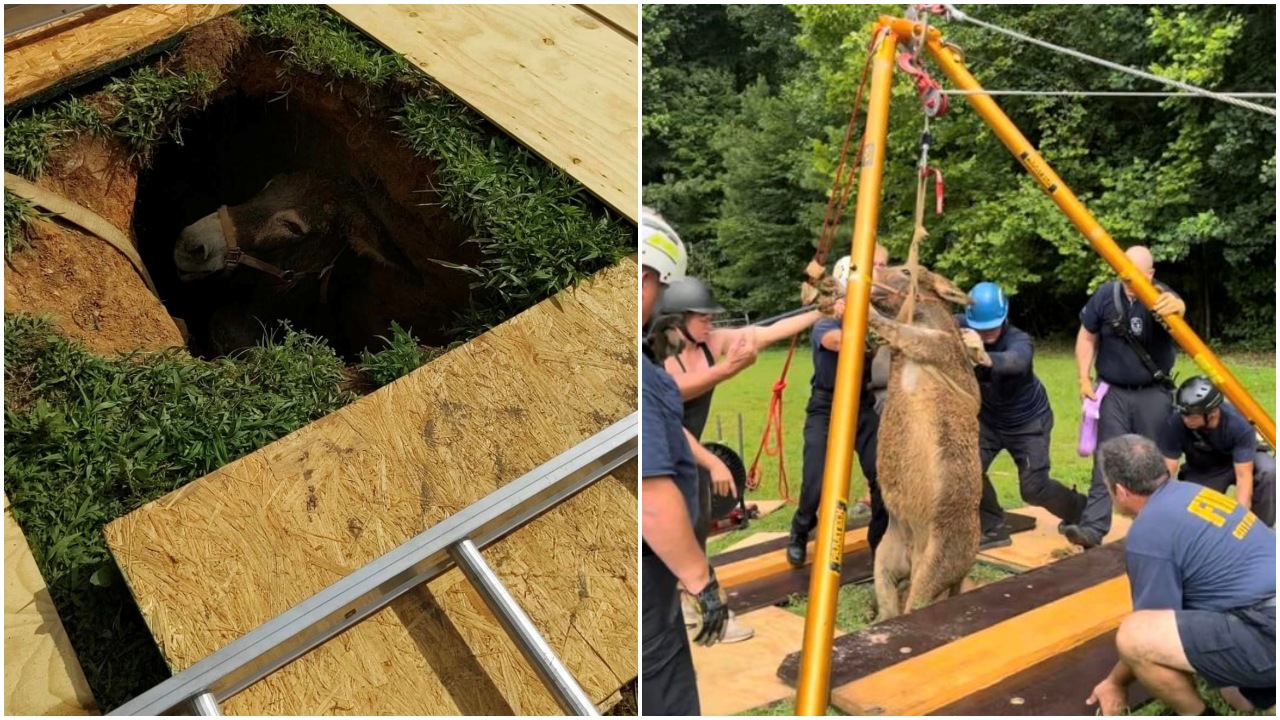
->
[943, 90, 1276, 99]
[944, 5, 1278, 117]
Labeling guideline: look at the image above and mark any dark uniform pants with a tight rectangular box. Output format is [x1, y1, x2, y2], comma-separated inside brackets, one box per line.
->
[793, 389, 885, 555]
[1081, 385, 1172, 537]
[978, 411, 1087, 534]
[1177, 599, 1275, 709]
[641, 553, 699, 715]
[1181, 451, 1277, 528]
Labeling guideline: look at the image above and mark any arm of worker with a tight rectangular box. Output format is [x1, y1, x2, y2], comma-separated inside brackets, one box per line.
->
[1157, 415, 1183, 480]
[749, 309, 827, 348]
[670, 334, 758, 400]
[1075, 326, 1099, 400]
[1230, 422, 1258, 509]
[1088, 660, 1136, 716]
[685, 428, 736, 498]
[641, 477, 713, 594]
[984, 332, 1032, 377]
[1150, 287, 1185, 319]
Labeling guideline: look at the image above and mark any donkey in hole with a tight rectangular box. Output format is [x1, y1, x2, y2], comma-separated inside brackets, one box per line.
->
[172, 171, 430, 358]
[866, 265, 982, 620]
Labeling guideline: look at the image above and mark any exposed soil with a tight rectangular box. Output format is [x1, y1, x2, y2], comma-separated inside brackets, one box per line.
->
[7, 16, 479, 359]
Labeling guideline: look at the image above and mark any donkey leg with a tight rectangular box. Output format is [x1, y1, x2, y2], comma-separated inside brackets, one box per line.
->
[867, 307, 959, 366]
[873, 518, 911, 622]
[903, 534, 970, 611]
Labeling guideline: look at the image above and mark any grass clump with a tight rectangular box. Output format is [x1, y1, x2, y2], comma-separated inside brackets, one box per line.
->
[237, 4, 410, 87]
[102, 67, 216, 161]
[358, 321, 442, 388]
[3, 97, 108, 178]
[4, 191, 36, 256]
[4, 314, 355, 709]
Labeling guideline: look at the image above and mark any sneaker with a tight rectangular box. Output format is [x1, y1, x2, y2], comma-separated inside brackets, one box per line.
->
[1062, 524, 1102, 550]
[786, 530, 807, 567]
[721, 612, 755, 643]
[979, 527, 1012, 551]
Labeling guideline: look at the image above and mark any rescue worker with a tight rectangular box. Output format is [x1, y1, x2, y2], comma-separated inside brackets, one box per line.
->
[661, 277, 831, 642]
[957, 282, 1088, 549]
[1068, 245, 1186, 549]
[788, 246, 889, 567]
[1159, 376, 1275, 527]
[1087, 434, 1274, 716]
[640, 208, 727, 715]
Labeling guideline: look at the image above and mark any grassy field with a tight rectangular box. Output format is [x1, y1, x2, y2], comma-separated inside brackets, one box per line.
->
[702, 343, 1275, 716]
[706, 343, 1276, 556]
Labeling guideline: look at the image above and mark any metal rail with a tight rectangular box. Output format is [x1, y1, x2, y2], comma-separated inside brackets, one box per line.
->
[109, 413, 637, 715]
[3, 4, 102, 38]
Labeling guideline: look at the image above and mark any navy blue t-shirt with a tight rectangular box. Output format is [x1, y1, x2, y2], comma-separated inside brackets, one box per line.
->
[1080, 280, 1177, 387]
[1126, 479, 1275, 612]
[1159, 404, 1258, 473]
[811, 318, 874, 405]
[956, 317, 1051, 431]
[642, 353, 699, 536]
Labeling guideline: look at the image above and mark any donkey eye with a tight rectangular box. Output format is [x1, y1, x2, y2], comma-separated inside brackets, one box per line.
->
[280, 218, 305, 235]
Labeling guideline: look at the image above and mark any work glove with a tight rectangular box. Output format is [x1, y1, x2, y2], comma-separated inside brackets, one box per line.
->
[1151, 292, 1185, 318]
[960, 329, 990, 367]
[688, 567, 729, 647]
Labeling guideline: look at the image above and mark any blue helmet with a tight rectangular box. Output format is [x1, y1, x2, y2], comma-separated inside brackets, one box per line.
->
[965, 282, 1008, 330]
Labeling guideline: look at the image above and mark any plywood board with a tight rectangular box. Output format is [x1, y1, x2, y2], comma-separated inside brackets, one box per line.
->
[717, 527, 868, 588]
[723, 531, 787, 554]
[980, 507, 1132, 572]
[576, 4, 638, 40]
[750, 499, 787, 518]
[830, 576, 1132, 716]
[691, 606, 837, 716]
[3, 5, 239, 105]
[104, 258, 639, 715]
[4, 495, 96, 716]
[329, 4, 638, 222]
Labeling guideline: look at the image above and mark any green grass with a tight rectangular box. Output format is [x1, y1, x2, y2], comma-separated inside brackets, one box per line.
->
[3, 315, 358, 708]
[4, 191, 36, 256]
[358, 321, 443, 388]
[711, 342, 1275, 716]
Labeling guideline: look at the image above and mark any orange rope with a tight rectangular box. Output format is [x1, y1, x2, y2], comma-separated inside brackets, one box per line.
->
[746, 335, 800, 502]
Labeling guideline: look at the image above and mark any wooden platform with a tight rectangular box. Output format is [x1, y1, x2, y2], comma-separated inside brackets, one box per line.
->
[979, 506, 1132, 572]
[690, 606, 833, 716]
[4, 495, 96, 716]
[103, 259, 638, 715]
[4, 5, 239, 107]
[329, 4, 638, 222]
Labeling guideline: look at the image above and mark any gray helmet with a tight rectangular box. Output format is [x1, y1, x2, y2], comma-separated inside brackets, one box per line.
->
[1175, 376, 1224, 415]
[660, 277, 725, 315]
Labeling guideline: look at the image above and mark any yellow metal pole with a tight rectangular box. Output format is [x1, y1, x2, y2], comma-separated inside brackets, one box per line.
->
[794, 29, 898, 715]
[919, 28, 1276, 449]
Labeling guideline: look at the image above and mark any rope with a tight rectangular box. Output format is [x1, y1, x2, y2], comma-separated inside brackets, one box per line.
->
[746, 334, 800, 503]
[943, 89, 1276, 99]
[945, 5, 1277, 117]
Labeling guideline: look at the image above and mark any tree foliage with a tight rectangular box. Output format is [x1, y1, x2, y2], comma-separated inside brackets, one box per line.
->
[643, 4, 1275, 346]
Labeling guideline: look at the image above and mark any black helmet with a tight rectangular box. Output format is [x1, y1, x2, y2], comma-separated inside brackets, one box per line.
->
[660, 277, 725, 315]
[1175, 376, 1224, 415]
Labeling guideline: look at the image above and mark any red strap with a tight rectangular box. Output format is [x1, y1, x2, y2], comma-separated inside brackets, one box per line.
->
[920, 166, 944, 214]
[746, 335, 799, 502]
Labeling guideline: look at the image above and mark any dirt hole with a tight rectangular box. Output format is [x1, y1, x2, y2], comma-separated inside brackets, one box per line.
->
[132, 46, 479, 360]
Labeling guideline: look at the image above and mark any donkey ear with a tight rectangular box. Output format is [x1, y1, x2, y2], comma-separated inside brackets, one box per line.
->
[925, 270, 973, 305]
[342, 206, 396, 267]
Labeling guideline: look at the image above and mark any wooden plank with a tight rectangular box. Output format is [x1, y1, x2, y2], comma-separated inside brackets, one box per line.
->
[933, 630, 1151, 716]
[103, 258, 639, 715]
[329, 4, 638, 222]
[3, 5, 239, 106]
[778, 541, 1127, 687]
[4, 495, 96, 716]
[727, 548, 872, 615]
[829, 576, 1132, 715]
[723, 532, 788, 554]
[690, 607, 831, 716]
[576, 5, 638, 40]
[717, 527, 868, 588]
[980, 507, 1132, 572]
[713, 515, 869, 568]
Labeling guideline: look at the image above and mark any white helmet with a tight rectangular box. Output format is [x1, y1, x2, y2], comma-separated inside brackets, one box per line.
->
[641, 207, 688, 285]
[832, 255, 852, 294]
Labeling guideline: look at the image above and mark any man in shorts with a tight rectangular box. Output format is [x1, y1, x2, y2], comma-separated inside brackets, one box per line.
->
[1087, 434, 1274, 715]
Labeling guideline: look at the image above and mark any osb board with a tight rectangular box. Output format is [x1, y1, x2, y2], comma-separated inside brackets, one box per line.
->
[3, 5, 240, 105]
[104, 258, 639, 715]
[4, 495, 96, 716]
[690, 606, 839, 717]
[577, 4, 638, 40]
[751, 499, 787, 518]
[979, 507, 1133, 572]
[329, 4, 638, 222]
[830, 576, 1132, 716]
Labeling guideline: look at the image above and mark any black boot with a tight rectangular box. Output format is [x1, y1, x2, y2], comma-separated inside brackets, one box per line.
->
[786, 528, 807, 567]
